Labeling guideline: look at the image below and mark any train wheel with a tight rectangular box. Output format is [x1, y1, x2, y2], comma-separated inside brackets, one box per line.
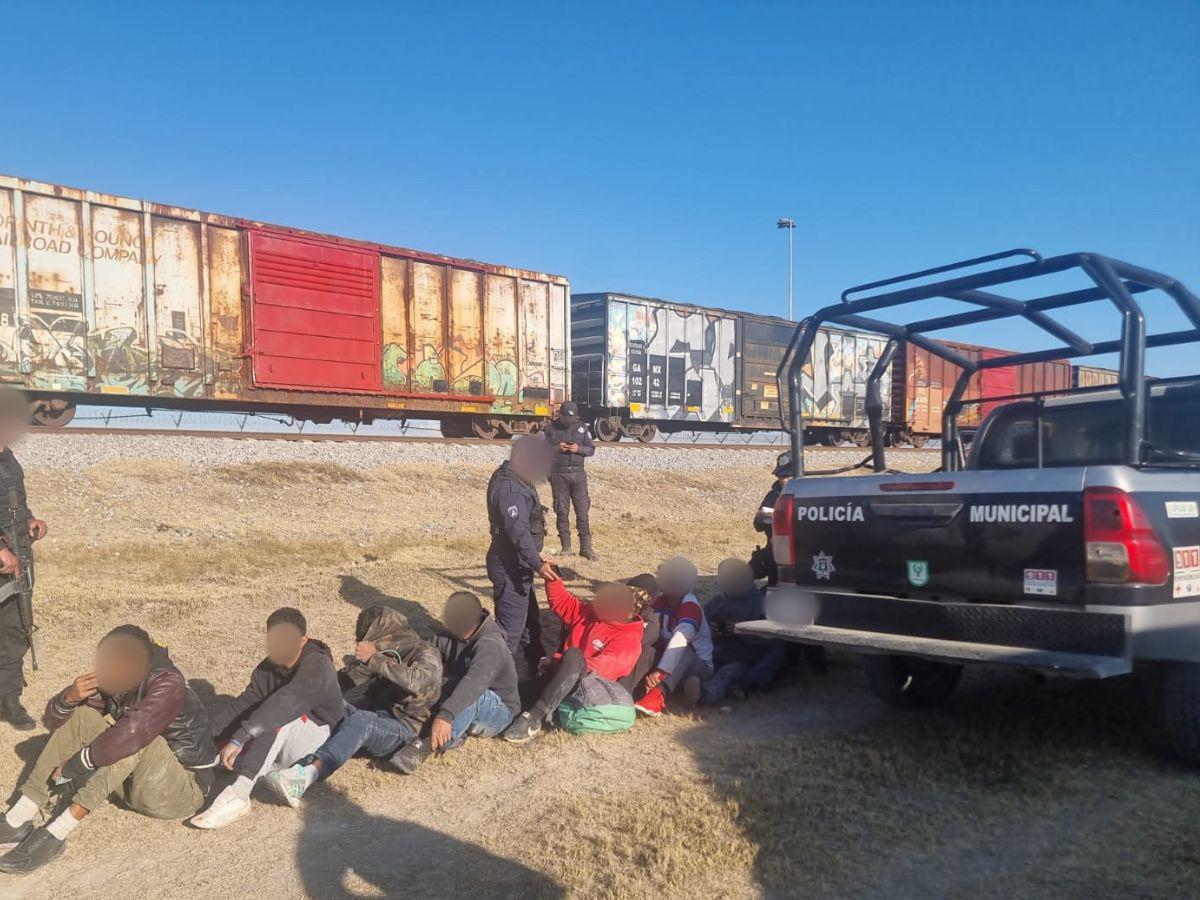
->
[594, 416, 622, 442]
[31, 400, 76, 428]
[470, 417, 502, 440]
[910, 434, 929, 449]
[635, 423, 658, 443]
[853, 430, 872, 448]
[439, 418, 469, 438]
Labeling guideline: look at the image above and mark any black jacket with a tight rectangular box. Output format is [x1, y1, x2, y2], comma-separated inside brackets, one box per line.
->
[541, 418, 596, 472]
[430, 612, 521, 723]
[47, 643, 217, 772]
[219, 639, 345, 748]
[486, 461, 546, 570]
[755, 482, 783, 538]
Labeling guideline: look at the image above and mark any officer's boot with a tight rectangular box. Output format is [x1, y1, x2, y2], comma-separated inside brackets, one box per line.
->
[0, 696, 36, 732]
[579, 536, 599, 562]
[557, 535, 573, 556]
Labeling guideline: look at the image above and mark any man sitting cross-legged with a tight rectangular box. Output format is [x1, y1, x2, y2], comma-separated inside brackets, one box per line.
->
[266, 605, 441, 804]
[0, 625, 217, 874]
[503, 568, 644, 743]
[191, 607, 344, 829]
[390, 591, 521, 773]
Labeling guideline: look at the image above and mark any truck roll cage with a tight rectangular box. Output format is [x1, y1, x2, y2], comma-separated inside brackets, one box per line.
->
[777, 250, 1200, 476]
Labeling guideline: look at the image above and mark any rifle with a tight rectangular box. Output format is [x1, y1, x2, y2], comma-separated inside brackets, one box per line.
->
[2, 487, 35, 671]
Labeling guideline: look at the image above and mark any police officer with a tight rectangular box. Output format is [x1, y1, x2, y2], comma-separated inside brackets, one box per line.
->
[0, 389, 46, 732]
[486, 436, 556, 670]
[541, 402, 598, 560]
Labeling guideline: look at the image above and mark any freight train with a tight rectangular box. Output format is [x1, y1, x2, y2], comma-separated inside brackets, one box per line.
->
[569, 291, 1116, 446]
[0, 174, 569, 436]
[1, 174, 1120, 443]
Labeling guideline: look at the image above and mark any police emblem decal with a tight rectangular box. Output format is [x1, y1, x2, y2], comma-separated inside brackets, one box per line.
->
[506, 505, 519, 518]
[907, 560, 930, 587]
[811, 551, 835, 581]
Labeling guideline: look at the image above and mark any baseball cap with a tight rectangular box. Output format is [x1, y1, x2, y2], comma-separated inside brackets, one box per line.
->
[559, 401, 579, 418]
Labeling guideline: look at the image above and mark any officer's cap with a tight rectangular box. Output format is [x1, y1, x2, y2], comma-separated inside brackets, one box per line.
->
[772, 450, 793, 478]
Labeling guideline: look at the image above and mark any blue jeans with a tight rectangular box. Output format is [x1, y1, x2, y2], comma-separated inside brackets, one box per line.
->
[448, 689, 514, 747]
[314, 706, 415, 773]
[701, 643, 789, 704]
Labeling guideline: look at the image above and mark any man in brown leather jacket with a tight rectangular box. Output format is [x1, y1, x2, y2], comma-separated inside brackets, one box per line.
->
[0, 625, 217, 873]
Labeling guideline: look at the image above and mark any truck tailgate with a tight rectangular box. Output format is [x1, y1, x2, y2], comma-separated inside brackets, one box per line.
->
[786, 468, 1087, 603]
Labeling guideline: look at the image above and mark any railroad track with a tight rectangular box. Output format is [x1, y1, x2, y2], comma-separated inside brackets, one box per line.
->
[27, 425, 936, 452]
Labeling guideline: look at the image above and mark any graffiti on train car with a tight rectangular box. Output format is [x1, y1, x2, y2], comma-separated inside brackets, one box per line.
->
[604, 298, 736, 423]
[800, 329, 892, 425]
[22, 195, 88, 390]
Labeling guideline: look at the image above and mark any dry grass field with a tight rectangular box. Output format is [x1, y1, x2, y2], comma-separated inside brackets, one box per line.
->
[0, 442, 1198, 898]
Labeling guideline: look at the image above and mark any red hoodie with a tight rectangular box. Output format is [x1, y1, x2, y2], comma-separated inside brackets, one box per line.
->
[546, 579, 644, 681]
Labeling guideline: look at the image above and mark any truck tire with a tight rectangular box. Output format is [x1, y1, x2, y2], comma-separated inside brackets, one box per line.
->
[862, 654, 963, 709]
[1162, 662, 1200, 764]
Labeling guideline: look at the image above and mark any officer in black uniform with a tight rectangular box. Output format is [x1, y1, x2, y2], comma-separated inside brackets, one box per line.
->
[541, 402, 598, 560]
[751, 451, 792, 586]
[486, 435, 556, 670]
[0, 389, 46, 731]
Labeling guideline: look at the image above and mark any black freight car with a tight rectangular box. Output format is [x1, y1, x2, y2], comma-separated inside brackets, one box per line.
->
[570, 292, 891, 443]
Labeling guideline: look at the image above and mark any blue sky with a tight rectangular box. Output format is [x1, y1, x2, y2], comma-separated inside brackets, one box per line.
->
[5, 1, 1199, 373]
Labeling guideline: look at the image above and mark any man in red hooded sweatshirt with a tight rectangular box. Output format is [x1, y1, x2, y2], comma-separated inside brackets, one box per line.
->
[502, 568, 643, 743]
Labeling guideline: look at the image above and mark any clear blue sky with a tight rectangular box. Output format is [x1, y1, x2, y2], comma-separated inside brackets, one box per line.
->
[6, 2, 1199, 373]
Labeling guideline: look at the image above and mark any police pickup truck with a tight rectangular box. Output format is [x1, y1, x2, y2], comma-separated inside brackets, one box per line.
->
[741, 250, 1200, 761]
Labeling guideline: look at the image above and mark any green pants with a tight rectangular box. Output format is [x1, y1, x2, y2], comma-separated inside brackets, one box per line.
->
[21, 706, 204, 819]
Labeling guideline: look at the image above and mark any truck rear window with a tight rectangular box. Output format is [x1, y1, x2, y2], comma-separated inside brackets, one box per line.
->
[971, 388, 1200, 468]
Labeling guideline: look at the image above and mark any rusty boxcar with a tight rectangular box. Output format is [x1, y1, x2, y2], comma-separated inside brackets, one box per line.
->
[0, 175, 569, 435]
[893, 339, 1072, 446]
[570, 292, 891, 443]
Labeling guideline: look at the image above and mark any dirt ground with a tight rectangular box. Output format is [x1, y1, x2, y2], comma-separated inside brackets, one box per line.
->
[1, 448, 1199, 899]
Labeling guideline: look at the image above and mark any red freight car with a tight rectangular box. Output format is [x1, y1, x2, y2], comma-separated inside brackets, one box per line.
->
[0, 175, 570, 435]
[892, 339, 1071, 446]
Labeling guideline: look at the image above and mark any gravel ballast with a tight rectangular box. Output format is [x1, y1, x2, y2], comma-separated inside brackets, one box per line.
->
[20, 433, 939, 474]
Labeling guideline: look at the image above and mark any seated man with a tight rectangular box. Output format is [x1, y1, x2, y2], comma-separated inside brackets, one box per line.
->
[634, 556, 714, 717]
[266, 605, 441, 804]
[503, 569, 643, 743]
[0, 625, 217, 873]
[700, 558, 790, 705]
[191, 607, 343, 829]
[616, 573, 662, 696]
[391, 591, 521, 773]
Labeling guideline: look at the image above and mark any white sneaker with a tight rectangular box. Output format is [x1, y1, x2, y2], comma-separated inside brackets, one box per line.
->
[189, 791, 251, 829]
[264, 765, 313, 808]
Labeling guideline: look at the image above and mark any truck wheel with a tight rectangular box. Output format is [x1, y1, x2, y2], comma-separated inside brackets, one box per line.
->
[1162, 662, 1200, 764]
[862, 654, 962, 709]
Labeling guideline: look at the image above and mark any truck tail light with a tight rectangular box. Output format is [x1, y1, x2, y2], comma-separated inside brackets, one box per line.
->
[1084, 487, 1168, 585]
[771, 493, 796, 567]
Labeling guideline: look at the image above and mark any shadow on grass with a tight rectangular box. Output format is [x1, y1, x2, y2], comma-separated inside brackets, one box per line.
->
[679, 660, 1200, 898]
[338, 574, 441, 635]
[296, 784, 563, 899]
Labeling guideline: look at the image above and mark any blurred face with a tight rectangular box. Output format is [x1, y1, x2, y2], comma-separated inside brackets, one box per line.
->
[0, 394, 28, 448]
[656, 560, 695, 603]
[266, 622, 307, 667]
[592, 584, 635, 623]
[95, 636, 151, 695]
[443, 597, 481, 639]
[718, 562, 755, 598]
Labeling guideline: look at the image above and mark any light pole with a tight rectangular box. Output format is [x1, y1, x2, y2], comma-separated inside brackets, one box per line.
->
[776, 217, 796, 320]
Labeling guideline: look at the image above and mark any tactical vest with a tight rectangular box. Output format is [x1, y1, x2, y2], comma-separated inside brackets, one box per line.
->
[487, 464, 546, 542]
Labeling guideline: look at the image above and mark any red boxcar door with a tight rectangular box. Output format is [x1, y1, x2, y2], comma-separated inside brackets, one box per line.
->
[248, 230, 381, 392]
